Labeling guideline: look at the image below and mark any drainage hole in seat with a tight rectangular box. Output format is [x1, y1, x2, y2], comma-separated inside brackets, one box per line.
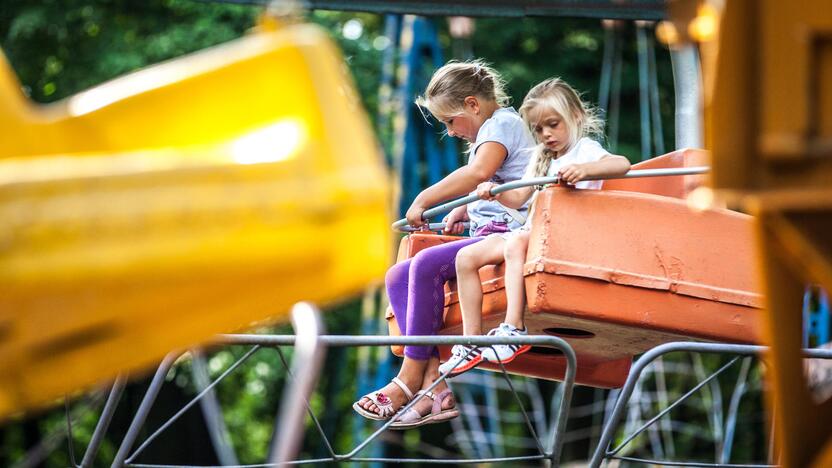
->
[542, 327, 595, 339]
[527, 346, 564, 357]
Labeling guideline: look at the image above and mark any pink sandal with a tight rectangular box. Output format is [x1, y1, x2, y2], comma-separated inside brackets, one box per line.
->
[353, 377, 414, 420]
[390, 389, 459, 429]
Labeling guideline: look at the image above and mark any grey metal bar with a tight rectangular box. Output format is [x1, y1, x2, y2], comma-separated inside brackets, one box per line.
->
[598, 20, 615, 117]
[721, 357, 753, 464]
[218, 334, 578, 349]
[128, 453, 548, 467]
[637, 21, 652, 161]
[273, 347, 337, 458]
[65, 398, 78, 467]
[113, 352, 181, 468]
[608, 28, 623, 153]
[391, 166, 711, 229]
[607, 357, 741, 456]
[670, 44, 703, 149]
[191, 351, 240, 466]
[110, 333, 574, 466]
[589, 342, 832, 468]
[398, 222, 470, 233]
[487, 348, 545, 455]
[269, 303, 327, 465]
[128, 346, 261, 463]
[81, 375, 127, 468]
[608, 455, 775, 467]
[647, 22, 666, 155]
[214, 0, 668, 20]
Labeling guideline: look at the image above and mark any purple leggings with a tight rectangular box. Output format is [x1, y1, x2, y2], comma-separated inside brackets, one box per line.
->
[385, 236, 484, 360]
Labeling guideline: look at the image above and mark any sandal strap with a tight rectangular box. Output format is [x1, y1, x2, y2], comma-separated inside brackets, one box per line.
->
[415, 389, 436, 401]
[363, 391, 395, 418]
[391, 377, 414, 401]
[432, 389, 454, 415]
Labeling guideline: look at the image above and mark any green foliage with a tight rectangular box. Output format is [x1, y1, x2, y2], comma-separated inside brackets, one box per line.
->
[1, 0, 257, 102]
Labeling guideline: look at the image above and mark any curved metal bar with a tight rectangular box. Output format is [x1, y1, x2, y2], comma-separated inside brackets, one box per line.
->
[398, 222, 470, 233]
[81, 375, 127, 468]
[607, 357, 740, 456]
[191, 350, 239, 466]
[127, 346, 261, 463]
[609, 455, 775, 467]
[273, 347, 337, 458]
[588, 342, 832, 468]
[270, 303, 327, 465]
[391, 166, 710, 230]
[113, 352, 181, 468]
[721, 357, 753, 464]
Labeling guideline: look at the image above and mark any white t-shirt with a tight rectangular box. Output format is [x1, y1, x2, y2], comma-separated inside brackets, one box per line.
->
[524, 137, 609, 189]
[518, 137, 609, 229]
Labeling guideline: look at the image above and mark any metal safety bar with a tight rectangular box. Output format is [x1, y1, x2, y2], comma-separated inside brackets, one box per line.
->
[589, 342, 832, 468]
[392, 166, 710, 230]
[91, 330, 576, 467]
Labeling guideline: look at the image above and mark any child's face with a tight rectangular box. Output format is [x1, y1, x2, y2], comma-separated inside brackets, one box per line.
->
[437, 112, 478, 142]
[435, 96, 483, 143]
[529, 106, 570, 154]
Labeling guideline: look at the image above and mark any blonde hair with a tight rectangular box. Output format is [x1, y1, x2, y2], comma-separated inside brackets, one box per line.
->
[415, 60, 510, 119]
[519, 77, 605, 178]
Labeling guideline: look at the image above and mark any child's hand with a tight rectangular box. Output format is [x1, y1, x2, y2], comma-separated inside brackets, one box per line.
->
[476, 182, 498, 201]
[559, 164, 589, 185]
[406, 204, 427, 228]
[443, 206, 468, 235]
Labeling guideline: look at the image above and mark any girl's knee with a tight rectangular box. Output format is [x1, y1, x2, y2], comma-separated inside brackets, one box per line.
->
[455, 246, 478, 274]
[385, 260, 409, 286]
[504, 235, 528, 262]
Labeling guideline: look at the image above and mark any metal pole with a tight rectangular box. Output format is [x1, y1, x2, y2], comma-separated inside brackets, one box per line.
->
[113, 352, 180, 468]
[192, 350, 239, 466]
[543, 342, 577, 464]
[637, 21, 652, 161]
[269, 302, 327, 466]
[80, 375, 127, 468]
[598, 20, 616, 116]
[391, 166, 711, 229]
[670, 44, 703, 149]
[647, 23, 665, 155]
[589, 343, 832, 468]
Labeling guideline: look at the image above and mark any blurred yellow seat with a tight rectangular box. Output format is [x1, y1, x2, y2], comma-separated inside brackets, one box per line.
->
[0, 19, 390, 417]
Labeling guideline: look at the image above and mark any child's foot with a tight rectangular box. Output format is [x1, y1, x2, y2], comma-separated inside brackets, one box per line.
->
[353, 377, 415, 420]
[481, 323, 531, 364]
[438, 344, 484, 377]
[390, 389, 459, 429]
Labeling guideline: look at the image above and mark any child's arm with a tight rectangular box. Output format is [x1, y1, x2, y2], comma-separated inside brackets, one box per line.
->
[476, 182, 534, 209]
[406, 142, 507, 227]
[559, 154, 631, 185]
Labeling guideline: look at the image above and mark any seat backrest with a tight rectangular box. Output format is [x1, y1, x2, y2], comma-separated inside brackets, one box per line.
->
[601, 148, 709, 199]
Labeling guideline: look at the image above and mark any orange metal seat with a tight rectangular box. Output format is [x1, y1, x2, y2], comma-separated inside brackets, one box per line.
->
[388, 149, 763, 388]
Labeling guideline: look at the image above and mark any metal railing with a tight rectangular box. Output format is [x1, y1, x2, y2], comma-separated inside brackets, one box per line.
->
[72, 303, 578, 467]
[589, 342, 832, 468]
[392, 166, 710, 231]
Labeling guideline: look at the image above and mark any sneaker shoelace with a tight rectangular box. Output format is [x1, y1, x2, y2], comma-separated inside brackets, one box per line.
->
[451, 344, 476, 359]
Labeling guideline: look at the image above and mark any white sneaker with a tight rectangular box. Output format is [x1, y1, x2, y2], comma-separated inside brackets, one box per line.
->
[481, 323, 531, 364]
[438, 344, 484, 377]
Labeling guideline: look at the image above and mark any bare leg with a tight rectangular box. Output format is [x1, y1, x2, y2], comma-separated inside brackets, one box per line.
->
[503, 231, 530, 330]
[455, 236, 507, 336]
[358, 357, 426, 414]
